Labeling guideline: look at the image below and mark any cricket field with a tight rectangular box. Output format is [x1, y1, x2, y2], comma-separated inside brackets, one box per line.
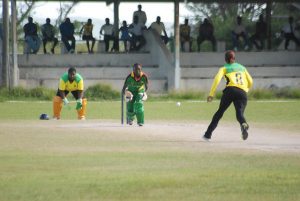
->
[0, 100, 299, 201]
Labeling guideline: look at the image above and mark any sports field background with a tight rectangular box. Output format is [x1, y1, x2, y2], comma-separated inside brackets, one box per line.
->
[0, 100, 299, 201]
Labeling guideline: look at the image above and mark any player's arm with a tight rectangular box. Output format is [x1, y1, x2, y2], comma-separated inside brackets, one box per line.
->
[142, 73, 149, 92]
[207, 67, 225, 102]
[77, 79, 84, 99]
[58, 78, 66, 99]
[58, 79, 69, 105]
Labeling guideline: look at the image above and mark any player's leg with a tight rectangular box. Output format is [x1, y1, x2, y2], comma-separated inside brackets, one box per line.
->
[53, 90, 70, 119]
[233, 88, 248, 140]
[71, 91, 87, 120]
[53, 90, 64, 119]
[204, 88, 233, 139]
[77, 98, 87, 120]
[134, 93, 144, 126]
[126, 99, 135, 125]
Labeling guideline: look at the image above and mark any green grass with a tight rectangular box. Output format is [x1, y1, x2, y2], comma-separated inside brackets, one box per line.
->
[0, 100, 300, 201]
[0, 100, 300, 128]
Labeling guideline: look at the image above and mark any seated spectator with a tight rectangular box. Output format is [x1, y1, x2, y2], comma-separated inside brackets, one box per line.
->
[232, 16, 249, 51]
[23, 17, 41, 54]
[119, 20, 131, 52]
[250, 14, 267, 50]
[128, 15, 146, 51]
[80, 19, 96, 54]
[133, 4, 147, 26]
[41, 18, 58, 54]
[59, 18, 76, 53]
[149, 16, 169, 44]
[281, 16, 300, 50]
[180, 19, 192, 52]
[100, 18, 115, 52]
[197, 18, 216, 52]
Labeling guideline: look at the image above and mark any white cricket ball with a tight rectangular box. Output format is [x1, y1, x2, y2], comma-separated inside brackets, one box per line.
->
[176, 102, 181, 106]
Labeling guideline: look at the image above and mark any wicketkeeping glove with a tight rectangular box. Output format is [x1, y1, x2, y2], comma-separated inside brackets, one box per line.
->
[76, 98, 83, 110]
[63, 98, 69, 105]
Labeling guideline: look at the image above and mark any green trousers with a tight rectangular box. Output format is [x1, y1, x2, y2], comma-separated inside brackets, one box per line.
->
[127, 92, 144, 124]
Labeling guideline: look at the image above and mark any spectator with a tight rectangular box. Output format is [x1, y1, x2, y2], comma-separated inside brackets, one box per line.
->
[119, 20, 131, 52]
[232, 16, 249, 51]
[250, 14, 267, 50]
[281, 16, 300, 50]
[128, 15, 146, 51]
[41, 18, 58, 54]
[197, 18, 216, 52]
[59, 18, 76, 53]
[180, 19, 192, 52]
[133, 4, 147, 26]
[100, 18, 115, 52]
[80, 19, 96, 54]
[23, 17, 41, 54]
[149, 16, 169, 44]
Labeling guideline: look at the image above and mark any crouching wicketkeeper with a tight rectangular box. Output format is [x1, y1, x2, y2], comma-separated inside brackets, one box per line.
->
[122, 63, 148, 126]
[53, 67, 87, 120]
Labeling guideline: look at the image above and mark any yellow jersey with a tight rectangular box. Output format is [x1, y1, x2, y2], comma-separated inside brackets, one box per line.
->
[209, 62, 253, 97]
[59, 72, 84, 92]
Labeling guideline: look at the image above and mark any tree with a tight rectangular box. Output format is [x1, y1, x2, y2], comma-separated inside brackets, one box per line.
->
[185, 2, 300, 50]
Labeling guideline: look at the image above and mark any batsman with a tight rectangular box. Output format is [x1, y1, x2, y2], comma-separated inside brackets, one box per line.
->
[53, 67, 87, 120]
[122, 63, 149, 126]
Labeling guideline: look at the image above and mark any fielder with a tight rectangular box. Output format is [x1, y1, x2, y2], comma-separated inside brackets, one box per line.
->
[203, 50, 253, 141]
[53, 67, 87, 120]
[122, 63, 148, 126]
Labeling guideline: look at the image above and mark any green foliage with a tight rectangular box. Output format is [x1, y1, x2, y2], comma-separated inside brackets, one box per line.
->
[1, 86, 300, 102]
[0, 87, 55, 101]
[84, 84, 120, 100]
[248, 88, 300, 100]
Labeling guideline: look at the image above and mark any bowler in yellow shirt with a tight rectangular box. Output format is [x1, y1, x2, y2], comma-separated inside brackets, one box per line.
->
[203, 50, 253, 141]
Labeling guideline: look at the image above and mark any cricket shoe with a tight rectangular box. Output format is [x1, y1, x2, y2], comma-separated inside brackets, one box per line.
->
[138, 123, 143, 127]
[241, 123, 249, 140]
[128, 120, 133, 125]
[202, 135, 211, 142]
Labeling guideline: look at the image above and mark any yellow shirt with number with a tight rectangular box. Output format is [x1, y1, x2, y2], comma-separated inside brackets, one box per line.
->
[209, 62, 253, 97]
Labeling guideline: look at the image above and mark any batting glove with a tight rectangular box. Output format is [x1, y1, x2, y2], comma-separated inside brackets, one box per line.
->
[142, 92, 147, 101]
[63, 98, 69, 105]
[125, 90, 133, 102]
[76, 98, 83, 110]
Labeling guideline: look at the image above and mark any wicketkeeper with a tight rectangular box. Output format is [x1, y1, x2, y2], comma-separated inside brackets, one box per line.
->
[53, 67, 87, 120]
[122, 63, 148, 126]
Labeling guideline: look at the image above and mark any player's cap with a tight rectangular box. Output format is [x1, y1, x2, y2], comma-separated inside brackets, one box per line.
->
[39, 113, 49, 120]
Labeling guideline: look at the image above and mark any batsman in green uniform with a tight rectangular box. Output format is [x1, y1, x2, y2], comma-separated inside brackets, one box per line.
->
[122, 63, 149, 126]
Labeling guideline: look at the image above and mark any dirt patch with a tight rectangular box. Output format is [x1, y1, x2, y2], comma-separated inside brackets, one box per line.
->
[53, 120, 300, 153]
